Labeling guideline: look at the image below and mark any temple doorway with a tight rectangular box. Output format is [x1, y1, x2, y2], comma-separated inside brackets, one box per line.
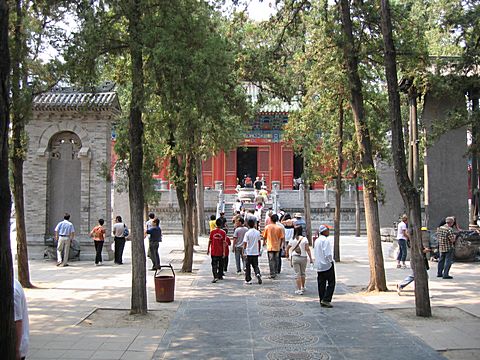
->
[237, 147, 258, 186]
[293, 154, 304, 189]
[46, 131, 82, 235]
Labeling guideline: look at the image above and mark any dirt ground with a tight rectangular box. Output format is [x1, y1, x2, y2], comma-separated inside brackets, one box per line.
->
[79, 309, 174, 330]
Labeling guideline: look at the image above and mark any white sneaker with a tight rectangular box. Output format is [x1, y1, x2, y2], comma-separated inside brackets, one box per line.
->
[244, 281, 252, 285]
[295, 289, 304, 295]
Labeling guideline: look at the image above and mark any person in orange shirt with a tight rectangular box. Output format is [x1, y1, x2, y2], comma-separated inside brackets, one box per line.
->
[89, 218, 106, 266]
[262, 213, 285, 279]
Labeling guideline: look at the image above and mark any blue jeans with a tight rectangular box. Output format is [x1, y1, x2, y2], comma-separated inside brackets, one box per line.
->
[234, 247, 245, 272]
[398, 274, 415, 289]
[437, 249, 454, 277]
[267, 251, 280, 277]
[397, 239, 407, 262]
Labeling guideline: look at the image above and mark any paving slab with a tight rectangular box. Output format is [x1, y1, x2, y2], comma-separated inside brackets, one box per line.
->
[12, 234, 480, 359]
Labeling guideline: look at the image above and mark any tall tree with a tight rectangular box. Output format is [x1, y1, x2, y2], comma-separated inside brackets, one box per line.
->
[66, 0, 148, 314]
[0, 0, 15, 357]
[144, 0, 250, 271]
[379, 0, 431, 316]
[339, 0, 387, 291]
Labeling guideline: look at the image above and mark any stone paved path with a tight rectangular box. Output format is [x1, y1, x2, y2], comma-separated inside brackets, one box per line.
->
[153, 254, 445, 360]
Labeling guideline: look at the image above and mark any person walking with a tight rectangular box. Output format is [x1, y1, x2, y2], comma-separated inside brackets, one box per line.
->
[112, 215, 128, 265]
[89, 218, 106, 266]
[397, 246, 431, 294]
[208, 218, 227, 283]
[396, 214, 410, 269]
[146, 217, 162, 270]
[437, 216, 456, 279]
[293, 213, 306, 237]
[54, 213, 75, 267]
[314, 224, 335, 308]
[262, 213, 285, 279]
[233, 217, 248, 274]
[14, 278, 30, 360]
[243, 218, 263, 285]
[286, 226, 314, 295]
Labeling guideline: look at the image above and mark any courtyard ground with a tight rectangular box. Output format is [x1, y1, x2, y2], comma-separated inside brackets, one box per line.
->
[11, 234, 480, 360]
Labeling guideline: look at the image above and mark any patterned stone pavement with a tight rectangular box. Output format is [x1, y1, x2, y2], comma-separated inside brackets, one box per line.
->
[152, 253, 445, 360]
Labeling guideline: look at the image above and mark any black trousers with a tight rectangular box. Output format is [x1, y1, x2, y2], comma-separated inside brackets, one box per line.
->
[114, 236, 126, 264]
[94, 240, 104, 264]
[211, 256, 225, 279]
[317, 263, 336, 302]
[245, 255, 261, 282]
[223, 253, 229, 271]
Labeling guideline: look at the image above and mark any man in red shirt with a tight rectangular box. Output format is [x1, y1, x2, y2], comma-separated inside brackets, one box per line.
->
[208, 218, 227, 283]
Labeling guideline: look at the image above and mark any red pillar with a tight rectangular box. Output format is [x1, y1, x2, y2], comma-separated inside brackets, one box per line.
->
[271, 143, 282, 185]
[213, 151, 225, 187]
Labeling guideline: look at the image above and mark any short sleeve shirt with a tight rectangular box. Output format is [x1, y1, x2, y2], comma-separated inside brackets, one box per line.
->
[113, 222, 126, 238]
[209, 228, 226, 257]
[14, 279, 29, 358]
[397, 221, 407, 240]
[55, 220, 74, 236]
[91, 225, 105, 241]
[233, 226, 248, 248]
[262, 223, 284, 251]
[243, 228, 262, 255]
[437, 225, 455, 252]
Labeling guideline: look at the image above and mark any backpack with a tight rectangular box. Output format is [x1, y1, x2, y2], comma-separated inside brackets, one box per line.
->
[123, 224, 129, 238]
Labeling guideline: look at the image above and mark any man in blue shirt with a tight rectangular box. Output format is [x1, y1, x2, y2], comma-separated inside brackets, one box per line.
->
[54, 213, 75, 267]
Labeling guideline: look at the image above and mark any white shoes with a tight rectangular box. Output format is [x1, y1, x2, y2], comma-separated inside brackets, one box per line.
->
[295, 289, 304, 295]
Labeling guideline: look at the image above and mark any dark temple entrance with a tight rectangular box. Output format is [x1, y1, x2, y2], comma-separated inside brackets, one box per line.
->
[237, 147, 258, 185]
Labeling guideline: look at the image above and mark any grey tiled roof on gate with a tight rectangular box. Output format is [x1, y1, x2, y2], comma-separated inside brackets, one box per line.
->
[33, 83, 121, 114]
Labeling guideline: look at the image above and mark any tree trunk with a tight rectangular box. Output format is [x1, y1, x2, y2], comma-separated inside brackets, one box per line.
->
[182, 153, 195, 271]
[11, 0, 32, 288]
[196, 157, 207, 236]
[334, 102, 344, 262]
[380, 0, 431, 316]
[469, 94, 479, 226]
[303, 157, 312, 244]
[193, 186, 199, 246]
[339, 0, 386, 291]
[0, 1, 15, 356]
[354, 175, 361, 237]
[127, 0, 147, 315]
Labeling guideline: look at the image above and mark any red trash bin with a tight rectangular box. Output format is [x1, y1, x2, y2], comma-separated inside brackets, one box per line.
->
[154, 264, 175, 302]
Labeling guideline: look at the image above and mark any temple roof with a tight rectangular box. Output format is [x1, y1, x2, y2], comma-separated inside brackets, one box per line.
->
[33, 82, 121, 114]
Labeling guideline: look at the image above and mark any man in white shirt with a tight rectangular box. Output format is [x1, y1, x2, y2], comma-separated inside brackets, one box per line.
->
[314, 224, 335, 308]
[14, 279, 29, 360]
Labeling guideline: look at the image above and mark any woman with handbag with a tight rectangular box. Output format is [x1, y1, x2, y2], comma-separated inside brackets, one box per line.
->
[286, 226, 314, 295]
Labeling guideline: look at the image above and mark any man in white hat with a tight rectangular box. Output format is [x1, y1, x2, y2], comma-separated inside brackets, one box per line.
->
[314, 224, 335, 308]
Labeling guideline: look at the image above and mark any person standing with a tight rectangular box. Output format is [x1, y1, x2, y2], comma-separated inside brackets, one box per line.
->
[14, 279, 29, 360]
[243, 218, 263, 285]
[112, 215, 127, 265]
[209, 214, 216, 233]
[89, 218, 106, 266]
[396, 214, 410, 269]
[54, 213, 75, 267]
[314, 224, 335, 308]
[286, 226, 314, 295]
[262, 214, 285, 279]
[233, 217, 248, 274]
[217, 212, 228, 234]
[437, 216, 456, 279]
[208, 218, 227, 283]
[146, 218, 162, 270]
